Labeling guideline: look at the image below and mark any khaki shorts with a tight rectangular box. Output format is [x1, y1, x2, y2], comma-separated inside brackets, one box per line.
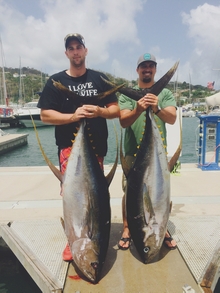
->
[122, 155, 135, 192]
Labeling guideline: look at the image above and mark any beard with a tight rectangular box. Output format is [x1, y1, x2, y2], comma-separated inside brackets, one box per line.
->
[142, 77, 152, 83]
[71, 57, 85, 68]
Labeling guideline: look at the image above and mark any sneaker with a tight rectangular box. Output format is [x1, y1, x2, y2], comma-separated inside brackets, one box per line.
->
[62, 243, 73, 262]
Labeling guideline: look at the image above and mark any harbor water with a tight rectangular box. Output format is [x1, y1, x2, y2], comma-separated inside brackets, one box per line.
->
[0, 117, 200, 167]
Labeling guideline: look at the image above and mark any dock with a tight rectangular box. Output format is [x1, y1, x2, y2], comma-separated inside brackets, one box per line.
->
[0, 133, 28, 155]
[0, 164, 220, 293]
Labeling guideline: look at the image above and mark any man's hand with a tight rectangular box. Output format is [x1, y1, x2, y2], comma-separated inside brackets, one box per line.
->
[142, 93, 159, 113]
[82, 105, 100, 118]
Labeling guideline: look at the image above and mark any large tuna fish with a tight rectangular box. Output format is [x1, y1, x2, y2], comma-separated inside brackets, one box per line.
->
[125, 108, 171, 263]
[32, 80, 120, 282]
[118, 62, 180, 263]
[62, 119, 117, 283]
[32, 117, 118, 283]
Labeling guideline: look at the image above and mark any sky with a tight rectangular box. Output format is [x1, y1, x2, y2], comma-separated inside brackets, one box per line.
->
[1, 0, 220, 90]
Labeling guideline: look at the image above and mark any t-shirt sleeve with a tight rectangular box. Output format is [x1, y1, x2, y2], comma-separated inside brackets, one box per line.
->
[119, 94, 136, 111]
[160, 88, 177, 109]
[37, 77, 62, 111]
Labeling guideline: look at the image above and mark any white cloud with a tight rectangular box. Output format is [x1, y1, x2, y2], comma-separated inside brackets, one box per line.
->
[181, 3, 220, 87]
[0, 0, 145, 75]
[1, 0, 220, 89]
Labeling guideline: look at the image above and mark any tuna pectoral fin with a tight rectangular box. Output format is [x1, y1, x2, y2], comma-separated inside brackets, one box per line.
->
[120, 154, 130, 178]
[169, 201, 173, 213]
[120, 128, 130, 178]
[31, 115, 63, 183]
[168, 146, 181, 172]
[143, 184, 155, 220]
[60, 217, 65, 230]
[106, 121, 119, 186]
[168, 106, 182, 172]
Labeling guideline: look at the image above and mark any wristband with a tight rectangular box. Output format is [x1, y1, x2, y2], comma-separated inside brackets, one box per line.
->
[154, 106, 161, 115]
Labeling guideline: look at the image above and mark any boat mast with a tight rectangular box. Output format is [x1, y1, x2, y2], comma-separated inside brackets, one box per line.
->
[189, 71, 192, 103]
[19, 56, 23, 103]
[40, 70, 43, 91]
[0, 36, 8, 106]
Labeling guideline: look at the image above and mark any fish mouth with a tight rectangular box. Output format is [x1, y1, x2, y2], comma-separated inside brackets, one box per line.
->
[143, 246, 160, 264]
[85, 262, 99, 283]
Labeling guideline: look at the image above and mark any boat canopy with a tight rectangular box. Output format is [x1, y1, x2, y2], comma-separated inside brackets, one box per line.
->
[205, 92, 220, 107]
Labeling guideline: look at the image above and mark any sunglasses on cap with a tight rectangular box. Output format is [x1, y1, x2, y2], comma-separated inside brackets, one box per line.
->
[64, 33, 85, 48]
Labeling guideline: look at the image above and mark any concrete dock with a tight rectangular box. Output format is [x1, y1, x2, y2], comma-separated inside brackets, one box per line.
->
[0, 164, 220, 293]
[0, 132, 28, 154]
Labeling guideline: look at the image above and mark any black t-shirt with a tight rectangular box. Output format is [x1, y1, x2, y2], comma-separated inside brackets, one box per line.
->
[37, 69, 118, 157]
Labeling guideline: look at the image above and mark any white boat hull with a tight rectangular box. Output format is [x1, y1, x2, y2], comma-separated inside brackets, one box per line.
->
[14, 102, 52, 128]
[18, 114, 47, 128]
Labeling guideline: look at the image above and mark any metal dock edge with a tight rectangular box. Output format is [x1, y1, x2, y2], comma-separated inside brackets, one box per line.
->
[0, 219, 68, 293]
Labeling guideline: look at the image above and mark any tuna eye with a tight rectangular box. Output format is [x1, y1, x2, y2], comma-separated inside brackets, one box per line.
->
[91, 262, 99, 270]
[143, 246, 150, 253]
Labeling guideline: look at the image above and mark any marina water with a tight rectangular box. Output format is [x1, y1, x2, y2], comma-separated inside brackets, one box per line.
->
[0, 116, 200, 293]
[0, 117, 200, 167]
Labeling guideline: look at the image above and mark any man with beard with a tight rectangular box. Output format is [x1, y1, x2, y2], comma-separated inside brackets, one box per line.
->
[118, 53, 177, 250]
[38, 33, 119, 261]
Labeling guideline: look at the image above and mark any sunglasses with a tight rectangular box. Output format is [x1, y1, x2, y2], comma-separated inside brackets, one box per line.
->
[64, 33, 85, 46]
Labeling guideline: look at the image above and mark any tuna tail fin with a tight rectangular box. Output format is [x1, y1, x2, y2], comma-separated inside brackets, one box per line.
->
[105, 121, 119, 186]
[149, 61, 179, 96]
[101, 61, 179, 101]
[30, 114, 63, 183]
[168, 106, 182, 172]
[53, 78, 125, 102]
[95, 82, 126, 99]
[52, 79, 80, 99]
[101, 77, 142, 101]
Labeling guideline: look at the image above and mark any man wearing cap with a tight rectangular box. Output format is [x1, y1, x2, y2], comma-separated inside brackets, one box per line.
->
[38, 33, 120, 261]
[118, 53, 177, 250]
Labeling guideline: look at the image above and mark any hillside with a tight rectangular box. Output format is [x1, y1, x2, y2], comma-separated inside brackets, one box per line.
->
[0, 66, 216, 109]
[0, 67, 49, 104]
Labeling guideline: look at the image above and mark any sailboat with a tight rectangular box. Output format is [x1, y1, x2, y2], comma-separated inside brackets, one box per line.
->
[15, 100, 49, 127]
[14, 59, 50, 127]
[182, 72, 196, 117]
[0, 37, 14, 119]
